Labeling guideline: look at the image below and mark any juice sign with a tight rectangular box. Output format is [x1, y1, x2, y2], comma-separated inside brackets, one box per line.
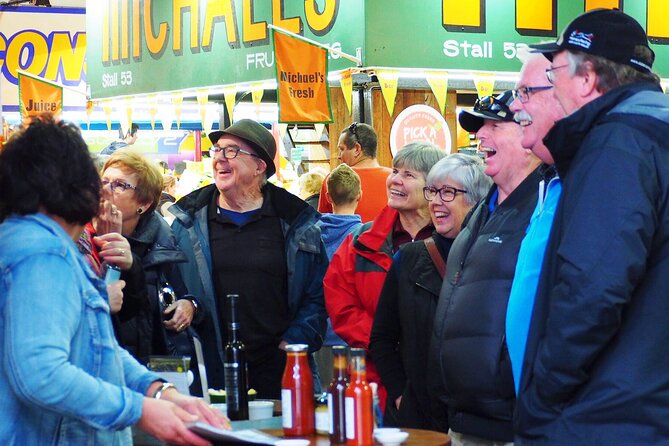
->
[0, 8, 86, 110]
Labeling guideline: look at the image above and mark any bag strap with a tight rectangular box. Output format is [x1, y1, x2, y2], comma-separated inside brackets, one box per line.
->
[424, 237, 446, 279]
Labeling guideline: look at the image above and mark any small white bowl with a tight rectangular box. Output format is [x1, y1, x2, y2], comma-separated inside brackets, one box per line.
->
[275, 440, 310, 446]
[249, 400, 274, 420]
[374, 430, 409, 446]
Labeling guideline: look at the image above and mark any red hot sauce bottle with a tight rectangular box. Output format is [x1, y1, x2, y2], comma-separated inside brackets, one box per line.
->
[281, 344, 315, 436]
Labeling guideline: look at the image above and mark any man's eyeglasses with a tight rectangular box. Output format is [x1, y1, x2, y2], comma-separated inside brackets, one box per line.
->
[102, 179, 137, 193]
[423, 186, 468, 202]
[210, 145, 260, 160]
[545, 64, 569, 84]
[512, 86, 553, 103]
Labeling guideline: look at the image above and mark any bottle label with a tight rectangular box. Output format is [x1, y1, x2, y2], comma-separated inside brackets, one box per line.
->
[281, 389, 293, 428]
[327, 393, 334, 434]
[315, 407, 329, 434]
[345, 396, 355, 440]
[224, 363, 240, 409]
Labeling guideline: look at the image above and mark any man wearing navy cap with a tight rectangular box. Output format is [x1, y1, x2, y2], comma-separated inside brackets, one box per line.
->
[429, 91, 540, 445]
[514, 9, 669, 445]
[170, 119, 328, 399]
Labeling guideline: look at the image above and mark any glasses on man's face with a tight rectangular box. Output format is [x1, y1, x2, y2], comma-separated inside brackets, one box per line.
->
[423, 185, 468, 202]
[102, 179, 137, 193]
[545, 64, 569, 84]
[512, 85, 554, 103]
[210, 145, 260, 160]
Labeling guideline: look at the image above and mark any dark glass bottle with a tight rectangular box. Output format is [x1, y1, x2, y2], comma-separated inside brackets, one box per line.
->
[328, 345, 349, 444]
[224, 294, 249, 420]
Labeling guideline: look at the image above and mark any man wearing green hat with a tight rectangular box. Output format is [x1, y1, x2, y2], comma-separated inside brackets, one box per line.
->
[170, 119, 328, 399]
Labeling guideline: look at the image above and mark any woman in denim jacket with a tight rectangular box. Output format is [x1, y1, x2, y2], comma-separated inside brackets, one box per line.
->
[0, 117, 227, 445]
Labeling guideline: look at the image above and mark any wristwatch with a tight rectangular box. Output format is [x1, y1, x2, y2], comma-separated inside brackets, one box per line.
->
[153, 382, 176, 399]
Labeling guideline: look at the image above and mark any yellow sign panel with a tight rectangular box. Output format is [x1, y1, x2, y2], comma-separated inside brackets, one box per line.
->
[648, 0, 669, 41]
[18, 72, 63, 123]
[443, 0, 484, 31]
[585, 0, 622, 10]
[516, 0, 556, 35]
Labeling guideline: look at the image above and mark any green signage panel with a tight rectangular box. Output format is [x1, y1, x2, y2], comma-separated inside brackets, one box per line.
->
[364, 0, 669, 78]
[86, 0, 364, 99]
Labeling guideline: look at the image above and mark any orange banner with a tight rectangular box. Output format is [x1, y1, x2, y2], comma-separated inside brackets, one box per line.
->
[273, 30, 332, 123]
[18, 72, 62, 122]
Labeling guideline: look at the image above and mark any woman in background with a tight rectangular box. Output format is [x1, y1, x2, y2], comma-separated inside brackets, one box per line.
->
[101, 150, 203, 392]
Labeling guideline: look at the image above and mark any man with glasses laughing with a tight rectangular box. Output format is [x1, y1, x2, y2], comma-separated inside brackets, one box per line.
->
[512, 9, 669, 445]
[429, 90, 541, 446]
[170, 119, 328, 400]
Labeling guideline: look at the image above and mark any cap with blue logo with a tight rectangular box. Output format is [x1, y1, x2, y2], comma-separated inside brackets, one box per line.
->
[530, 8, 654, 73]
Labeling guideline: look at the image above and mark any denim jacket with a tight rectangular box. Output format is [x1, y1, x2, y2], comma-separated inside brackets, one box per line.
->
[0, 213, 161, 445]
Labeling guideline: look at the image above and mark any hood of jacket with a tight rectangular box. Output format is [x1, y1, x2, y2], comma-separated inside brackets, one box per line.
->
[317, 213, 362, 242]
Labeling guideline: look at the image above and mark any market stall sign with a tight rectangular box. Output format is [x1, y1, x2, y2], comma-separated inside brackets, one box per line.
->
[0, 7, 86, 113]
[365, 0, 669, 77]
[86, 0, 363, 99]
[18, 72, 63, 122]
[389, 105, 451, 156]
[273, 30, 333, 124]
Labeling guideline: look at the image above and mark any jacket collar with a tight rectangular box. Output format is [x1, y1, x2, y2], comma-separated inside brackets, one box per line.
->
[353, 206, 398, 254]
[545, 82, 659, 177]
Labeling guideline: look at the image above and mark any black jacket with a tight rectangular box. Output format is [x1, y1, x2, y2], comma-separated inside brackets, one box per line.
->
[516, 83, 669, 445]
[371, 233, 453, 429]
[430, 169, 540, 441]
[120, 212, 200, 364]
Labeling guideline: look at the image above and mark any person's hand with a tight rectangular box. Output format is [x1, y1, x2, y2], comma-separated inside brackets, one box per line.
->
[395, 395, 402, 410]
[94, 233, 133, 270]
[94, 200, 123, 235]
[160, 391, 231, 431]
[163, 300, 195, 333]
[137, 397, 212, 446]
[278, 340, 289, 350]
[107, 280, 126, 314]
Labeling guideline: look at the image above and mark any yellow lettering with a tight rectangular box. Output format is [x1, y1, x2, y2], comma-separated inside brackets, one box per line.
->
[273, 0, 301, 34]
[144, 0, 169, 57]
[133, 0, 141, 59]
[516, 0, 555, 36]
[243, 0, 268, 45]
[6, 31, 49, 80]
[44, 32, 86, 84]
[102, 0, 109, 63]
[304, 0, 338, 36]
[585, 0, 621, 10]
[202, 0, 239, 50]
[648, 0, 669, 41]
[173, 0, 200, 54]
[443, 0, 484, 32]
[111, 0, 119, 61]
[121, 0, 130, 60]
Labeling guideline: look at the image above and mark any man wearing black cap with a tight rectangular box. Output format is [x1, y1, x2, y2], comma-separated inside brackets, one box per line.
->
[515, 9, 669, 445]
[429, 91, 540, 445]
[170, 119, 328, 399]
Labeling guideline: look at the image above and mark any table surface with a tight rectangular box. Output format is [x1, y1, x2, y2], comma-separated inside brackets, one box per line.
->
[262, 427, 450, 446]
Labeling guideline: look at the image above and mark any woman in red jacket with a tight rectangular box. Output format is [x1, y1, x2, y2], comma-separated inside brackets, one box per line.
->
[324, 142, 446, 415]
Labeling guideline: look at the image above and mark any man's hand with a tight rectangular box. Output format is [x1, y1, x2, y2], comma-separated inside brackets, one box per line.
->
[138, 398, 212, 446]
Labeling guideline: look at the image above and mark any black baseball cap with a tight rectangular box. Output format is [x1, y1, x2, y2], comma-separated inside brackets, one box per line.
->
[208, 119, 277, 178]
[459, 90, 516, 133]
[530, 8, 654, 73]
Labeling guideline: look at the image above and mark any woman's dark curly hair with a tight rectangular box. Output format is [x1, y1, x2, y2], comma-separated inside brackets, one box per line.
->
[0, 115, 101, 224]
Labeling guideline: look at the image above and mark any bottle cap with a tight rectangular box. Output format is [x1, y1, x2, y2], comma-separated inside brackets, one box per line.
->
[285, 344, 309, 352]
[350, 347, 365, 356]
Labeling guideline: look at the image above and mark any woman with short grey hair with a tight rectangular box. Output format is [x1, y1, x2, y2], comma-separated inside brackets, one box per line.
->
[370, 153, 491, 428]
[324, 142, 447, 417]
